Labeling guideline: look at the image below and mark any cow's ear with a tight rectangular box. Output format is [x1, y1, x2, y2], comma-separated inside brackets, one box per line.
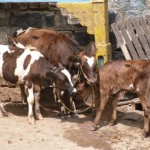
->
[58, 63, 64, 69]
[91, 42, 97, 55]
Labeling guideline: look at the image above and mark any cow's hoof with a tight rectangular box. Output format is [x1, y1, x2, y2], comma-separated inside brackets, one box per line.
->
[90, 126, 97, 131]
[60, 115, 67, 120]
[71, 113, 78, 118]
[28, 118, 35, 125]
[143, 131, 150, 138]
[3, 112, 8, 117]
[36, 114, 43, 120]
[0, 113, 4, 118]
[0, 111, 8, 117]
[109, 121, 116, 126]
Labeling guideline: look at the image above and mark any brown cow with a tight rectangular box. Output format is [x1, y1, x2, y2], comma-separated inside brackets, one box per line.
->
[91, 60, 150, 137]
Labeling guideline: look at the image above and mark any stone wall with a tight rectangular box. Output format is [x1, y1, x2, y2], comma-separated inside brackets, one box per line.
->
[0, 1, 149, 60]
[0, 3, 94, 50]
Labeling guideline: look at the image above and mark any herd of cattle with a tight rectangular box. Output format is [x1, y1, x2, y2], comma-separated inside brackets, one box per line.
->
[0, 27, 150, 138]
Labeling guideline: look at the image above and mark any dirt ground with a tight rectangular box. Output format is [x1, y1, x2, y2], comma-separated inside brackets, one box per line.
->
[0, 86, 150, 150]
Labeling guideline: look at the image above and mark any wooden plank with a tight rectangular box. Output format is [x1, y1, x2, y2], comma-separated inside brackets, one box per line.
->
[144, 15, 150, 36]
[111, 23, 131, 60]
[139, 17, 150, 46]
[145, 15, 150, 25]
[117, 21, 139, 60]
[131, 18, 150, 59]
[125, 20, 147, 60]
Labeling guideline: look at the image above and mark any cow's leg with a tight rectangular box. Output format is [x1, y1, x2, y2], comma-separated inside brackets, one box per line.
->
[19, 84, 27, 105]
[140, 96, 150, 137]
[25, 81, 35, 124]
[59, 101, 67, 119]
[59, 91, 78, 118]
[109, 91, 125, 126]
[0, 101, 8, 117]
[139, 94, 150, 137]
[109, 97, 118, 126]
[34, 85, 43, 120]
[56, 89, 67, 119]
[70, 97, 78, 118]
[91, 90, 109, 131]
[143, 111, 150, 138]
[135, 80, 150, 137]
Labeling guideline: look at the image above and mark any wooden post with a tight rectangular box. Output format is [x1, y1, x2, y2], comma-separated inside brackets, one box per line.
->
[92, 0, 112, 121]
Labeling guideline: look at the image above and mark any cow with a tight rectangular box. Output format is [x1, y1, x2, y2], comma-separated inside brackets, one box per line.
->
[12, 27, 98, 117]
[0, 44, 76, 124]
[91, 60, 150, 137]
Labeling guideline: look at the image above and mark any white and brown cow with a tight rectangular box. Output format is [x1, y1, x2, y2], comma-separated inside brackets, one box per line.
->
[91, 60, 150, 137]
[12, 27, 97, 84]
[12, 27, 98, 117]
[0, 45, 76, 124]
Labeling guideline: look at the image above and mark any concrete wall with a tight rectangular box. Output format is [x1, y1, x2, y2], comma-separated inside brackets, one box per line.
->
[0, 1, 149, 60]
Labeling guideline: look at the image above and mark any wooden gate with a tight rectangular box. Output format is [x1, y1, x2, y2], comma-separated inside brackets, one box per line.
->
[111, 15, 150, 60]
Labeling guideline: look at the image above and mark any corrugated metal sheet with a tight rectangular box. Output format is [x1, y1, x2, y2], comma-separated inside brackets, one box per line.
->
[0, 0, 91, 2]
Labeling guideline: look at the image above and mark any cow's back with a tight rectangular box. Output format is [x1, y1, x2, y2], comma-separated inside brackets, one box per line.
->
[0, 45, 44, 84]
[99, 60, 150, 93]
[13, 28, 83, 68]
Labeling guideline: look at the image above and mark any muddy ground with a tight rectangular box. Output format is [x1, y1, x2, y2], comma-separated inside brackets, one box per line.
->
[0, 86, 150, 150]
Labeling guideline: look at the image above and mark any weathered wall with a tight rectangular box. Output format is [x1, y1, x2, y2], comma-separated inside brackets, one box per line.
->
[0, 1, 149, 60]
[0, 3, 94, 49]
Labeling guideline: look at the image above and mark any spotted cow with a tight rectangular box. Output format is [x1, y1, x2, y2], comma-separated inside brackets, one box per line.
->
[0, 45, 76, 124]
[12, 27, 98, 117]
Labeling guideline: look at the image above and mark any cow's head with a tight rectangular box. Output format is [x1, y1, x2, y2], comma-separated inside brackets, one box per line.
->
[78, 43, 97, 84]
[46, 67, 77, 96]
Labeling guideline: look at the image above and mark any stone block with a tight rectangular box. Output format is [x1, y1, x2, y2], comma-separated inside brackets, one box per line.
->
[4, 3, 12, 10]
[12, 3, 28, 10]
[74, 31, 91, 46]
[29, 3, 40, 9]
[10, 12, 43, 28]
[125, 10, 142, 19]
[108, 0, 127, 10]
[128, 0, 146, 10]
[0, 28, 9, 44]
[39, 3, 49, 10]
[48, 3, 58, 11]
[44, 12, 55, 27]
[0, 11, 8, 26]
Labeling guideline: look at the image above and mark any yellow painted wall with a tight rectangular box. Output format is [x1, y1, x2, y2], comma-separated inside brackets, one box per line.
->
[58, 0, 111, 67]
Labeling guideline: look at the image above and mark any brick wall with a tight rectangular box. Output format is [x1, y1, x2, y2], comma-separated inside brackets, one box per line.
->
[0, 3, 94, 50]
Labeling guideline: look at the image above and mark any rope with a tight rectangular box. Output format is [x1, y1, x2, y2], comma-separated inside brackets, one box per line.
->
[79, 65, 91, 83]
